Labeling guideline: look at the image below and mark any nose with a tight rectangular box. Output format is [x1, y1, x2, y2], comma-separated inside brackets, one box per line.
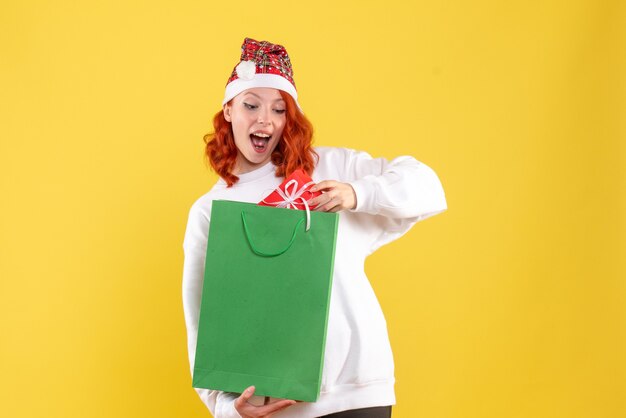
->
[257, 107, 271, 125]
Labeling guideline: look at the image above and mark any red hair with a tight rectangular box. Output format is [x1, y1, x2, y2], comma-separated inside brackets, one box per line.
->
[203, 90, 318, 187]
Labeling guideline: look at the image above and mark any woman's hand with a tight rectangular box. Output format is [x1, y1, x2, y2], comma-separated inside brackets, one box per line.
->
[234, 386, 296, 418]
[308, 180, 357, 212]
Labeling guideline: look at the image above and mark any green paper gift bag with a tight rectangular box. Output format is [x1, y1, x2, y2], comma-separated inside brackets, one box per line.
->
[192, 200, 339, 402]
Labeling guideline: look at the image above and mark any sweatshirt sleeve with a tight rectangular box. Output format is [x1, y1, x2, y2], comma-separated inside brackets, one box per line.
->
[344, 148, 448, 221]
[336, 148, 447, 252]
[182, 202, 243, 418]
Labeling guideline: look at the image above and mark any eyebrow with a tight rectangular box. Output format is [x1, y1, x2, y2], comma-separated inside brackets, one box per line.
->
[243, 92, 285, 102]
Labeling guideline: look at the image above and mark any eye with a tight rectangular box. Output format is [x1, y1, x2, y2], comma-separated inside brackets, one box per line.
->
[274, 109, 286, 114]
[243, 102, 257, 110]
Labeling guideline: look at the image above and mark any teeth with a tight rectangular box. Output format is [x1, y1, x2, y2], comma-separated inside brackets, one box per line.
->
[252, 132, 270, 138]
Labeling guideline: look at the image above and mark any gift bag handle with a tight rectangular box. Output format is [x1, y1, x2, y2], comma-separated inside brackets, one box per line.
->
[241, 210, 305, 257]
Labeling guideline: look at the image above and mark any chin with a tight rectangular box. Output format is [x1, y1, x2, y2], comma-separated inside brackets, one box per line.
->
[243, 153, 270, 166]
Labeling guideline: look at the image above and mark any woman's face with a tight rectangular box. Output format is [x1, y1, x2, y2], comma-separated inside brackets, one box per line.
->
[223, 87, 287, 175]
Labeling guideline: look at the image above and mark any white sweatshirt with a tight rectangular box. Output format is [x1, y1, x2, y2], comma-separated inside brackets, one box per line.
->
[182, 146, 448, 417]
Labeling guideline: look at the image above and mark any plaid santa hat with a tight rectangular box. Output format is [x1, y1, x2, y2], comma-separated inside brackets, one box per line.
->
[223, 37, 303, 112]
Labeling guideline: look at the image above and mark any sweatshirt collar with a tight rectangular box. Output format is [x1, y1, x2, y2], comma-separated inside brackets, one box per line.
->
[217, 160, 276, 185]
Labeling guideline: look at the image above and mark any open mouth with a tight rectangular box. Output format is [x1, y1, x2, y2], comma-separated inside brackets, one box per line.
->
[250, 133, 271, 152]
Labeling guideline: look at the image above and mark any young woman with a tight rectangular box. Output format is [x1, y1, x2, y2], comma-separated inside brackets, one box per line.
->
[182, 37, 448, 418]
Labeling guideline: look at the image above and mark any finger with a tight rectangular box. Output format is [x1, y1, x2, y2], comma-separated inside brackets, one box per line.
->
[235, 386, 255, 408]
[266, 397, 291, 404]
[310, 180, 338, 193]
[259, 399, 297, 416]
[310, 191, 336, 210]
[307, 195, 323, 209]
[327, 200, 344, 212]
[314, 197, 332, 212]
[307, 192, 325, 208]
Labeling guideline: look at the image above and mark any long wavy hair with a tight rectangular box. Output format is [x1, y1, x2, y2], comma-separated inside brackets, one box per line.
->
[203, 90, 318, 187]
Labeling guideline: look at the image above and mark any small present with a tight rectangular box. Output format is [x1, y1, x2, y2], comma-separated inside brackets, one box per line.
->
[259, 169, 321, 210]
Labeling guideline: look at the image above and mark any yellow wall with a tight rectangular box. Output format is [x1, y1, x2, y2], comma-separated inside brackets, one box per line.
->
[1, 1, 624, 417]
